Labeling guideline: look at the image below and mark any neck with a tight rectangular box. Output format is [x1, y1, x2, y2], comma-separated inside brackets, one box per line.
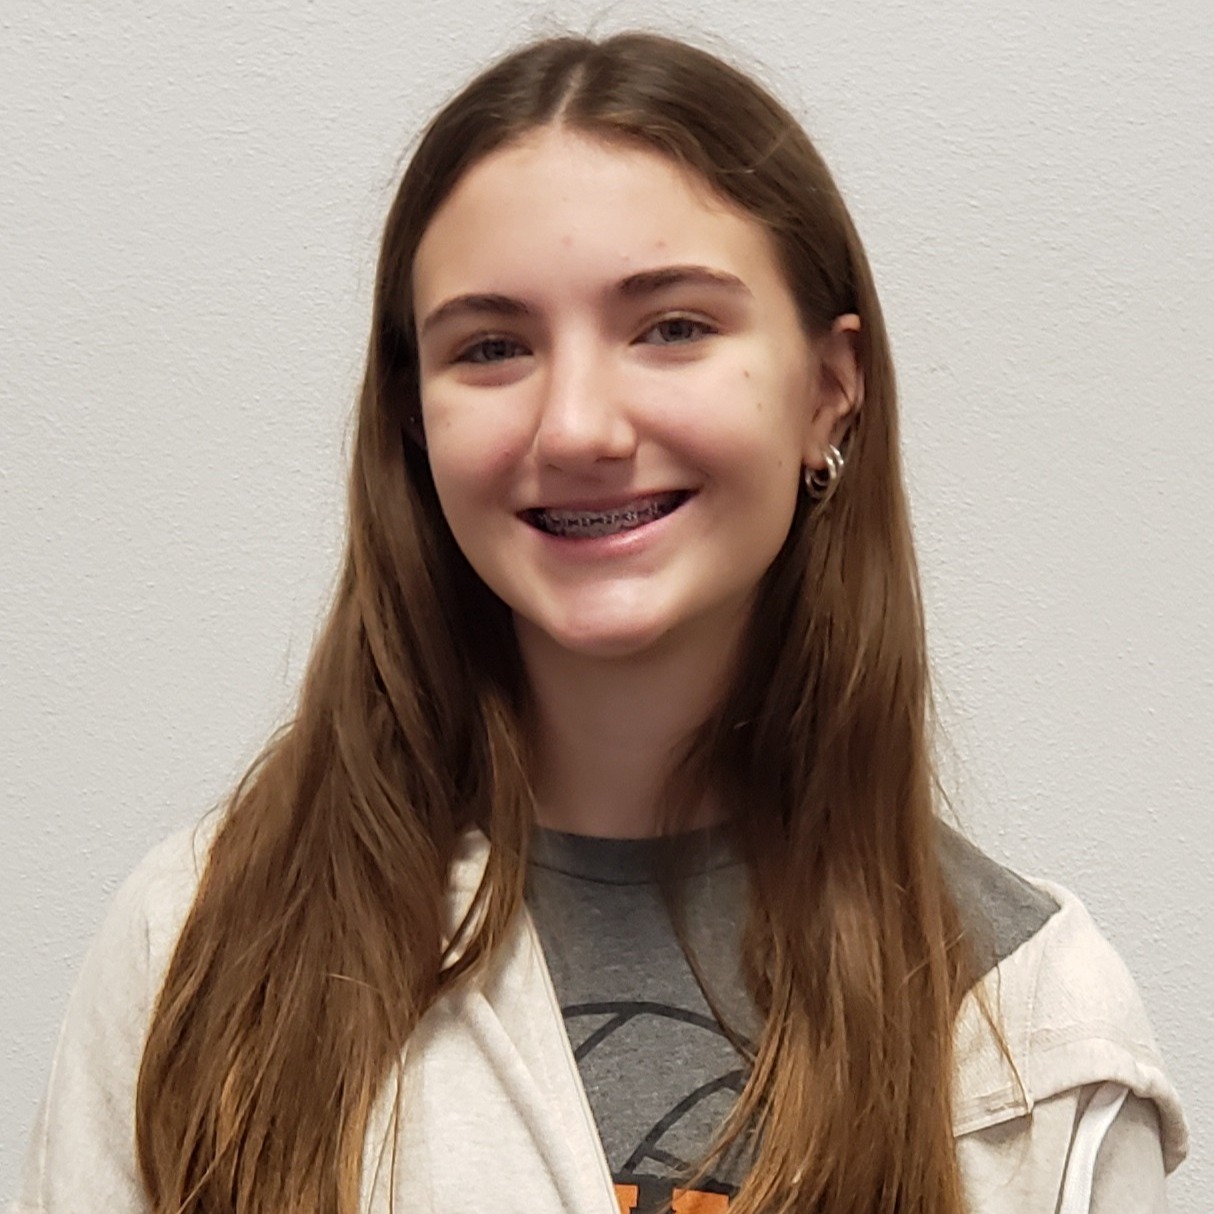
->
[516, 617, 743, 839]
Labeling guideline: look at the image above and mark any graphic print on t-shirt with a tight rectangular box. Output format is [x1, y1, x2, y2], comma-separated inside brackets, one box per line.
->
[613, 1179, 731, 1213]
[527, 820, 1063, 1214]
[563, 998, 748, 1211]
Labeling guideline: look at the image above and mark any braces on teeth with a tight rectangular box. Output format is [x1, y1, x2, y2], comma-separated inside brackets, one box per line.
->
[535, 496, 679, 537]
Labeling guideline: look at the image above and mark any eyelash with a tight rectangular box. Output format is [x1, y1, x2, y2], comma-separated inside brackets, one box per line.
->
[453, 316, 717, 365]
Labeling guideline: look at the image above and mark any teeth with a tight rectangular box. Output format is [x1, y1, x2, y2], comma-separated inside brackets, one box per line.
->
[532, 492, 686, 538]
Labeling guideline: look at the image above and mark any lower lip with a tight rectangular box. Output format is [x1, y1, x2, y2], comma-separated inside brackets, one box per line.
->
[522, 495, 694, 561]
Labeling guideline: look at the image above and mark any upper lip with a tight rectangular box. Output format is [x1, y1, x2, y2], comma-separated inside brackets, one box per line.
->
[521, 490, 691, 513]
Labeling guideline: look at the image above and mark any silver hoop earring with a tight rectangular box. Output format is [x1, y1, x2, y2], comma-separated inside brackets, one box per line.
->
[803, 442, 844, 507]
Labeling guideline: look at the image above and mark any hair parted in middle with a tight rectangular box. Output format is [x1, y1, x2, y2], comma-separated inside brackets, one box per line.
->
[135, 30, 982, 1214]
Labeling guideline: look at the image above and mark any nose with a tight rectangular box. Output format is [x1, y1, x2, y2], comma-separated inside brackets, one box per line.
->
[531, 337, 637, 469]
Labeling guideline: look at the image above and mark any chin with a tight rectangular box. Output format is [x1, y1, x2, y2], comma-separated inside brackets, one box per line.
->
[555, 626, 674, 662]
[516, 611, 678, 663]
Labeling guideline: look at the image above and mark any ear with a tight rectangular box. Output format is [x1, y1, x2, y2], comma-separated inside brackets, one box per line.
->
[803, 313, 863, 468]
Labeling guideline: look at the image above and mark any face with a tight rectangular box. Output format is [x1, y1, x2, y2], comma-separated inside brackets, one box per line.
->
[411, 126, 858, 666]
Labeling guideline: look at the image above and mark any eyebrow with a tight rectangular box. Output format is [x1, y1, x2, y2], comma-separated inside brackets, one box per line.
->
[417, 264, 752, 340]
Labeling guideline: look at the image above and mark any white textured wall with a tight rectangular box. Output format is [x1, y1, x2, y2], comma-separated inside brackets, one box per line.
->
[2, 1, 1210, 1206]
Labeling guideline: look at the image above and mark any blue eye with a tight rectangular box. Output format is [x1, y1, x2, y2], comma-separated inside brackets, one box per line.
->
[457, 336, 526, 364]
[643, 317, 714, 345]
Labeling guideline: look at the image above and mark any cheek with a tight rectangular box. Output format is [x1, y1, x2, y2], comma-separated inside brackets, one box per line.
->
[681, 367, 805, 470]
[423, 397, 530, 497]
[750, 366, 813, 461]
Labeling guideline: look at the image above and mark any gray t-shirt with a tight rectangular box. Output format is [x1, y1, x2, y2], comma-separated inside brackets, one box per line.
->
[525, 822, 1058, 1211]
[527, 825, 755, 1207]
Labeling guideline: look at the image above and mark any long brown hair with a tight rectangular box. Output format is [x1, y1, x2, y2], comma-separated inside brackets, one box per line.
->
[137, 31, 978, 1214]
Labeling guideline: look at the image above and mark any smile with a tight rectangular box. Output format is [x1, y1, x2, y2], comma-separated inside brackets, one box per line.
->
[522, 491, 693, 539]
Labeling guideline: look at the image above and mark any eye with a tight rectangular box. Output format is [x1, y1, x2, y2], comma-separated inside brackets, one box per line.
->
[455, 335, 528, 365]
[640, 316, 716, 346]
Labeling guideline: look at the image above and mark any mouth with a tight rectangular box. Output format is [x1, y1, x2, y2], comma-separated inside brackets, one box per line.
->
[521, 490, 694, 539]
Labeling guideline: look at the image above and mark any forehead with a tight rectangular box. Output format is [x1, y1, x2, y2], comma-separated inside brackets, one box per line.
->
[411, 126, 788, 308]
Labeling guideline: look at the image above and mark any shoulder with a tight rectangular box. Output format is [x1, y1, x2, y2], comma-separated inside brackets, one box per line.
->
[58, 814, 219, 1079]
[101, 813, 220, 987]
[937, 822, 1061, 978]
[65, 810, 221, 1054]
[944, 831, 1188, 1174]
[13, 814, 221, 1211]
[45, 813, 221, 1034]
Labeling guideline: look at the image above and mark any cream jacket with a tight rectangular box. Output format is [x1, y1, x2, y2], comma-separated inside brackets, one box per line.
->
[13, 821, 1189, 1213]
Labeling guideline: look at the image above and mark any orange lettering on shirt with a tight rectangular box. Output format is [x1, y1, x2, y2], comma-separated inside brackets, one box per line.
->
[672, 1188, 730, 1213]
[614, 1183, 639, 1214]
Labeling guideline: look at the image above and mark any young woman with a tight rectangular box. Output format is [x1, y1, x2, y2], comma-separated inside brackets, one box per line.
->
[15, 30, 1187, 1214]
